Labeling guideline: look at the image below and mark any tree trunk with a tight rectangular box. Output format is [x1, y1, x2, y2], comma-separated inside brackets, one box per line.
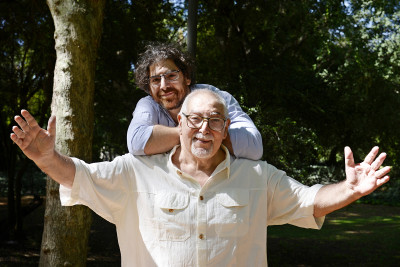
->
[187, 0, 198, 58]
[40, 1, 105, 266]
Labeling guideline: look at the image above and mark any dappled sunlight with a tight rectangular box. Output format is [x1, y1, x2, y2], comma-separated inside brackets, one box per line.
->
[268, 204, 400, 266]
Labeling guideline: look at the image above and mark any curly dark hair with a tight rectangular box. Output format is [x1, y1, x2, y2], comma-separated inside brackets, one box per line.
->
[135, 42, 196, 94]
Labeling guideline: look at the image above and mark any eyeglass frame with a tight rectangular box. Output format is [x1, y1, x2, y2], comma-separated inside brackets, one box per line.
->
[148, 70, 181, 87]
[182, 113, 228, 132]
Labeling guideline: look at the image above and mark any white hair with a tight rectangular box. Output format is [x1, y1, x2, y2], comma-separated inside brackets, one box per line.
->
[180, 89, 228, 117]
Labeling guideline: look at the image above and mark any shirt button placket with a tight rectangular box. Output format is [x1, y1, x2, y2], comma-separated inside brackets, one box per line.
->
[197, 192, 207, 267]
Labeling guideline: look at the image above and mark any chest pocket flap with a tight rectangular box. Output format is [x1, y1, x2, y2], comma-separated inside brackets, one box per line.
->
[217, 189, 249, 207]
[155, 192, 189, 210]
[154, 192, 190, 241]
[214, 189, 250, 237]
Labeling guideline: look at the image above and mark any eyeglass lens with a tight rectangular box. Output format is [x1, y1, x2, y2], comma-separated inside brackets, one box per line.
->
[149, 70, 180, 86]
[186, 115, 225, 131]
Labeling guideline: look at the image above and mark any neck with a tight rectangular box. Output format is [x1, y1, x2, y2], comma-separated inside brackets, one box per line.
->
[172, 146, 226, 186]
[168, 107, 181, 124]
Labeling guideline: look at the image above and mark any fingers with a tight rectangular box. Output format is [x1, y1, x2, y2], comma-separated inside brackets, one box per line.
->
[10, 132, 23, 147]
[13, 109, 39, 134]
[374, 166, 391, 179]
[20, 109, 40, 130]
[376, 176, 390, 187]
[363, 146, 379, 165]
[11, 125, 26, 139]
[10, 109, 40, 146]
[370, 152, 387, 171]
[344, 146, 355, 167]
[47, 115, 56, 136]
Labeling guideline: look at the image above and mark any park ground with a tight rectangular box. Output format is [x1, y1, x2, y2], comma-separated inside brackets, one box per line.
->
[0, 196, 399, 266]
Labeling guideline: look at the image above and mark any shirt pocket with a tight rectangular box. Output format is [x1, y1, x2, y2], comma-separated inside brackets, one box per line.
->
[154, 192, 191, 241]
[214, 190, 249, 237]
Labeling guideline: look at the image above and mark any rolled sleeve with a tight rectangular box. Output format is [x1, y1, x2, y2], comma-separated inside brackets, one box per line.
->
[127, 113, 154, 155]
[266, 166, 325, 229]
[59, 156, 133, 224]
[59, 158, 84, 207]
[288, 184, 325, 229]
[127, 96, 175, 155]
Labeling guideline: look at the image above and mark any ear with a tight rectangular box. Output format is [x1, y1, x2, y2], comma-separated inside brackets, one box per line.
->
[222, 119, 231, 139]
[177, 114, 183, 135]
[185, 77, 191, 86]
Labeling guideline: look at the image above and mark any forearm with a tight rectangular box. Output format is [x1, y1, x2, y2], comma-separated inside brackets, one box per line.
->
[228, 127, 263, 159]
[35, 150, 76, 189]
[143, 125, 180, 155]
[313, 181, 361, 217]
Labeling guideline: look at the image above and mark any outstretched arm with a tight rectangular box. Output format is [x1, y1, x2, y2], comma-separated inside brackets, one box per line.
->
[314, 146, 391, 217]
[10, 110, 75, 188]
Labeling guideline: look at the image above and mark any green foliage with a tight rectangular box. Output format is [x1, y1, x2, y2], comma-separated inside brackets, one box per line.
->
[0, 0, 55, 192]
[1, 0, 400, 204]
[92, 0, 183, 160]
[193, 0, 400, 194]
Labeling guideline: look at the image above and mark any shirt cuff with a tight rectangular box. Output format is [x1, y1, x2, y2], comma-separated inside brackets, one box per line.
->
[59, 157, 81, 206]
[290, 184, 325, 229]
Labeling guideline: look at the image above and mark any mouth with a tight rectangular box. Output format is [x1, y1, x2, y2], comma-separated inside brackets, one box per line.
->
[161, 91, 176, 98]
[194, 138, 211, 144]
[193, 135, 213, 144]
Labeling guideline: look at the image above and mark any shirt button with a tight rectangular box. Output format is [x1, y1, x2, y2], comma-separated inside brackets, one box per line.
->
[168, 209, 174, 213]
[199, 195, 204, 200]
[199, 234, 204, 240]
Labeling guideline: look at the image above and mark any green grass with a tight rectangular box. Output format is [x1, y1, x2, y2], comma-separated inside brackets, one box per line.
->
[1, 201, 399, 266]
[267, 203, 400, 266]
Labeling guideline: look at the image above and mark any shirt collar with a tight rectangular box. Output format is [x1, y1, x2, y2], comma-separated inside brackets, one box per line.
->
[168, 145, 231, 179]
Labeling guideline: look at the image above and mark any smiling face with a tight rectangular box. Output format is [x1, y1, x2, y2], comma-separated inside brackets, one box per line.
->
[148, 59, 191, 112]
[178, 90, 229, 161]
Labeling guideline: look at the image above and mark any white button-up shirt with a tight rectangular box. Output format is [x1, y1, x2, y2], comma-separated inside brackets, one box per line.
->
[60, 146, 324, 266]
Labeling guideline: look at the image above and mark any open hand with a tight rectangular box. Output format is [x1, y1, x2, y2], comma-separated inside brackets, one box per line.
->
[10, 110, 56, 162]
[345, 146, 391, 197]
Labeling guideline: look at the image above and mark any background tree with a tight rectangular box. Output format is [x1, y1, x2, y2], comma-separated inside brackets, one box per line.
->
[187, 0, 199, 57]
[1, 0, 399, 264]
[195, 0, 400, 196]
[92, 0, 184, 161]
[40, 0, 105, 266]
[0, 0, 55, 239]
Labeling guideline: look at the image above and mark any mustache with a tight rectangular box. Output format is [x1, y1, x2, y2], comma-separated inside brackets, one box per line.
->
[193, 133, 214, 141]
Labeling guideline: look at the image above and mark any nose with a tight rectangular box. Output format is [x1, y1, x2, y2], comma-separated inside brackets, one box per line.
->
[159, 76, 168, 90]
[198, 119, 210, 134]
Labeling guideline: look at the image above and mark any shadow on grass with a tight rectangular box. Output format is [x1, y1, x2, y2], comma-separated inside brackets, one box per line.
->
[267, 203, 400, 266]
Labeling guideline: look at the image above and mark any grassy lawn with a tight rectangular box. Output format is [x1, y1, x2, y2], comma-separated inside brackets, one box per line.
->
[267, 203, 400, 266]
[1, 200, 399, 266]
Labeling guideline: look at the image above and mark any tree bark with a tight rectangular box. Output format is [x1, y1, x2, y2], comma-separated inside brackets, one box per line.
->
[187, 0, 198, 58]
[40, 1, 105, 266]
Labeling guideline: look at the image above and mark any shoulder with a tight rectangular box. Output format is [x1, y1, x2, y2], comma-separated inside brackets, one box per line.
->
[134, 95, 161, 114]
[137, 95, 158, 106]
[122, 152, 171, 174]
[192, 84, 233, 99]
[231, 158, 283, 178]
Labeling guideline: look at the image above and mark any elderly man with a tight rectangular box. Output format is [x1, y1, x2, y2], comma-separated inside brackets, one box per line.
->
[128, 42, 263, 160]
[11, 89, 390, 266]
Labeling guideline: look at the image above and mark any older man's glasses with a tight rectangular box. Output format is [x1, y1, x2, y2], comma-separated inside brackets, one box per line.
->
[148, 70, 180, 87]
[182, 113, 227, 131]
